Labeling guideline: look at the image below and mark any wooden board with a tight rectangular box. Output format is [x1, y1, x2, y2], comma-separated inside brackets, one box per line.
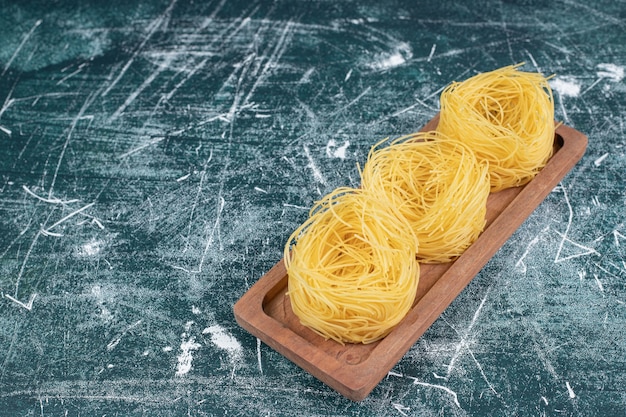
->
[233, 116, 588, 401]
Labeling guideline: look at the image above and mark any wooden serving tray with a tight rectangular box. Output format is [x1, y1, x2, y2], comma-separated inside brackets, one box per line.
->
[233, 115, 587, 401]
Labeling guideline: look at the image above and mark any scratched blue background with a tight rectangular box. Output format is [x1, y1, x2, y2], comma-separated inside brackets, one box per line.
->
[0, 0, 624, 416]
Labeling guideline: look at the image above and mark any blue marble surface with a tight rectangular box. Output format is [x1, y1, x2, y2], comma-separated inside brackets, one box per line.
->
[0, 1, 624, 415]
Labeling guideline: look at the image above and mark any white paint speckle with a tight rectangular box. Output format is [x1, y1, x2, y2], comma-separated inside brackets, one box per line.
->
[373, 52, 406, 69]
[163, 346, 173, 352]
[202, 324, 242, 359]
[184, 320, 194, 332]
[303, 144, 327, 185]
[0, 125, 12, 136]
[594, 153, 609, 166]
[593, 274, 604, 293]
[392, 403, 411, 416]
[298, 67, 315, 84]
[368, 42, 412, 71]
[550, 76, 581, 98]
[175, 321, 201, 377]
[427, 43, 437, 62]
[325, 139, 350, 160]
[175, 336, 201, 376]
[90, 284, 113, 322]
[566, 381, 576, 399]
[597, 63, 624, 82]
[78, 239, 106, 257]
[191, 305, 202, 315]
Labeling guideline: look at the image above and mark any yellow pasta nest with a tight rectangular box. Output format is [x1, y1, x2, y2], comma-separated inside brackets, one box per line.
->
[360, 131, 490, 263]
[284, 187, 420, 344]
[283, 64, 556, 344]
[437, 64, 555, 192]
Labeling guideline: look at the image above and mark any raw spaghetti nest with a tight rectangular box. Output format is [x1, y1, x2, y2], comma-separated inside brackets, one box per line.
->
[360, 131, 490, 263]
[284, 187, 420, 344]
[283, 64, 556, 344]
[437, 64, 555, 192]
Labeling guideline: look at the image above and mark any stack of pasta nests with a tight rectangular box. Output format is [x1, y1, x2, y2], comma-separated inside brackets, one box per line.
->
[284, 64, 555, 344]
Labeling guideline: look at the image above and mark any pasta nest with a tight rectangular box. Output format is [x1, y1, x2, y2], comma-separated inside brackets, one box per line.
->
[437, 64, 555, 192]
[360, 131, 490, 263]
[284, 187, 420, 344]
